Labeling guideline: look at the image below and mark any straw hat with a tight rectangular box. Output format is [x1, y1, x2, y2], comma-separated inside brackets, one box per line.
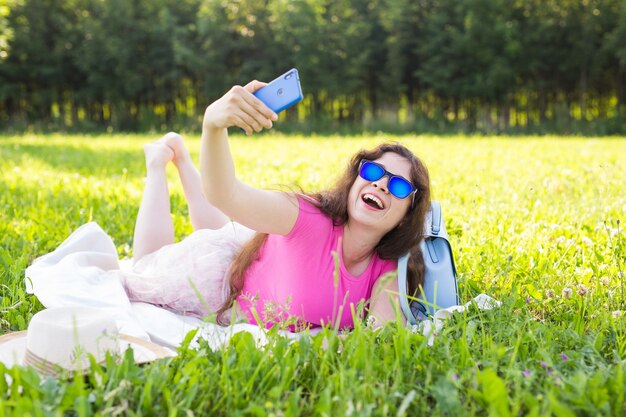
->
[0, 307, 174, 376]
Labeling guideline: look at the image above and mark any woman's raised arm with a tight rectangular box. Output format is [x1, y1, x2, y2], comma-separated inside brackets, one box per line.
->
[200, 80, 299, 235]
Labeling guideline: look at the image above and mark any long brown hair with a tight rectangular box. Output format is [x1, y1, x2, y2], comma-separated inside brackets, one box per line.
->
[215, 143, 431, 325]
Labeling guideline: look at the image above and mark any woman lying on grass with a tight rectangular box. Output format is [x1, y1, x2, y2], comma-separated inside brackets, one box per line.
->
[126, 81, 431, 331]
[48, 84, 419, 334]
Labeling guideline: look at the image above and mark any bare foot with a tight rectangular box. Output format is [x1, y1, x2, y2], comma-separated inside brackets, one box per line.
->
[155, 132, 191, 167]
[144, 141, 174, 171]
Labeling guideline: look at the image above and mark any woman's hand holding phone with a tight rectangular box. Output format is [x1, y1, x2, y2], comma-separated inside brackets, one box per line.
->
[199, 78, 300, 236]
[203, 80, 278, 136]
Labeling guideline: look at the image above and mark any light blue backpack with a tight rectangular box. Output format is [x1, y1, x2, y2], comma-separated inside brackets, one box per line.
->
[397, 201, 459, 324]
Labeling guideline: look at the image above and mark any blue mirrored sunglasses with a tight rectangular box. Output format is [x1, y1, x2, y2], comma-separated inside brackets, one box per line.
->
[358, 159, 416, 200]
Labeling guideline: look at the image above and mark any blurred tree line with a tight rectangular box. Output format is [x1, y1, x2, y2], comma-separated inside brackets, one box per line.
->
[0, 0, 625, 134]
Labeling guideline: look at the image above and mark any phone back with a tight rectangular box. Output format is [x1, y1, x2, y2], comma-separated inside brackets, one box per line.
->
[254, 69, 303, 114]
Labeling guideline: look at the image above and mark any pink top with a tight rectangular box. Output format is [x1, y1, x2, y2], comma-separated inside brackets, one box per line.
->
[237, 195, 397, 331]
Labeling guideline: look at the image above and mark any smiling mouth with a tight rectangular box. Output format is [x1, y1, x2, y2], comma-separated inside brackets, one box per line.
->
[362, 193, 384, 210]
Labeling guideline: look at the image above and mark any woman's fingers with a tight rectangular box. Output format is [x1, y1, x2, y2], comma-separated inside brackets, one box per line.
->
[242, 81, 279, 121]
[238, 99, 274, 131]
[220, 86, 259, 132]
[243, 93, 278, 124]
[233, 107, 265, 135]
[243, 80, 267, 94]
[228, 84, 277, 132]
[242, 80, 279, 122]
[204, 82, 278, 134]
[231, 113, 254, 135]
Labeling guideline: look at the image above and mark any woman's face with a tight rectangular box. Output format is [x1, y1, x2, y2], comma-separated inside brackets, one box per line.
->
[347, 152, 413, 235]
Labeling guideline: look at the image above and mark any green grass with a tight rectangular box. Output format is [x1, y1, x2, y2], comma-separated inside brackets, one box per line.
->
[1, 133, 625, 416]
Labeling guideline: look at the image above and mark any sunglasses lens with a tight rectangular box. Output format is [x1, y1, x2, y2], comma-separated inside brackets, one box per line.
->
[360, 161, 385, 181]
[388, 177, 413, 199]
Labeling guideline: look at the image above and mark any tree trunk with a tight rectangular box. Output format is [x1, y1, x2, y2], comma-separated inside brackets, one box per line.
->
[57, 91, 66, 131]
[618, 68, 625, 116]
[525, 91, 530, 128]
[579, 69, 587, 121]
[452, 97, 459, 122]
[539, 89, 547, 124]
[498, 101, 508, 133]
[468, 100, 477, 132]
[369, 82, 378, 120]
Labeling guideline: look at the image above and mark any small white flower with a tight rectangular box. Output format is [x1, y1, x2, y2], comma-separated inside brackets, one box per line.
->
[577, 284, 589, 297]
[367, 315, 383, 329]
[562, 287, 572, 300]
[581, 236, 593, 247]
[611, 310, 623, 319]
[545, 289, 555, 299]
[600, 276, 610, 287]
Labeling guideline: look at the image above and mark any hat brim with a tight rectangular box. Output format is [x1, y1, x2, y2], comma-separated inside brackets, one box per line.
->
[0, 331, 175, 370]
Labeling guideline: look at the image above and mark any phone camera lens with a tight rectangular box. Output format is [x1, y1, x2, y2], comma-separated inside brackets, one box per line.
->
[277, 88, 284, 96]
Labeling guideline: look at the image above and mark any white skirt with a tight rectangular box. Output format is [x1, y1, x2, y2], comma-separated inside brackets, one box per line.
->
[26, 222, 255, 319]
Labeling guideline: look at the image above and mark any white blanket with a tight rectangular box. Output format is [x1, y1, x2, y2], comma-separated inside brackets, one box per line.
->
[24, 222, 498, 352]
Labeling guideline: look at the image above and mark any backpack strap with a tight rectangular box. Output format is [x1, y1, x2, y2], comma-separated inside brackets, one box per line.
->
[397, 253, 416, 325]
[397, 201, 458, 324]
[430, 201, 441, 236]
[397, 202, 436, 326]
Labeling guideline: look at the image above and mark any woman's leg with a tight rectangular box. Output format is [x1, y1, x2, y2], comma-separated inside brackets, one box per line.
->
[132, 135, 177, 263]
[133, 133, 230, 263]
[159, 133, 230, 231]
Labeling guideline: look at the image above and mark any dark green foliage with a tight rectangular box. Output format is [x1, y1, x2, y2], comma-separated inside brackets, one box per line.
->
[0, 0, 625, 134]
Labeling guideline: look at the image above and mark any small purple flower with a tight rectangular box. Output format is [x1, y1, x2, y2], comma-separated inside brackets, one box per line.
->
[525, 297, 531, 303]
[561, 353, 568, 361]
[522, 369, 531, 378]
[540, 361, 548, 368]
[451, 373, 458, 381]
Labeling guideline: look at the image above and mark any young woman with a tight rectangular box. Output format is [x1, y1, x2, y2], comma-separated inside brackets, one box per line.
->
[124, 81, 430, 331]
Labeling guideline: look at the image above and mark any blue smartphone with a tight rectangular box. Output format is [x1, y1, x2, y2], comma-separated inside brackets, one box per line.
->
[254, 68, 303, 114]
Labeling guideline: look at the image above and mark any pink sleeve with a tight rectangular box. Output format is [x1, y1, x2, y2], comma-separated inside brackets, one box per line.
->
[285, 195, 327, 240]
[380, 259, 398, 276]
[377, 259, 398, 283]
[368, 258, 398, 296]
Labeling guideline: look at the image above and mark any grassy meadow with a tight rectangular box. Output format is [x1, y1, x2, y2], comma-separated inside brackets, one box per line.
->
[0, 133, 625, 416]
